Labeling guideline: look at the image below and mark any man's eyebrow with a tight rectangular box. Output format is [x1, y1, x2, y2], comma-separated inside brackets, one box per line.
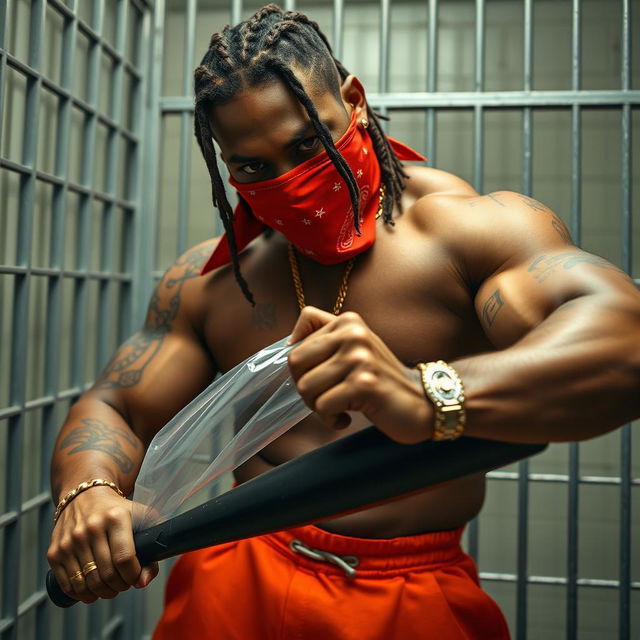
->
[284, 120, 316, 147]
[227, 121, 320, 164]
[228, 152, 260, 164]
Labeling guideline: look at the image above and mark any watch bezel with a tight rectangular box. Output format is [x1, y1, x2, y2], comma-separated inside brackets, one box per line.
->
[421, 360, 465, 407]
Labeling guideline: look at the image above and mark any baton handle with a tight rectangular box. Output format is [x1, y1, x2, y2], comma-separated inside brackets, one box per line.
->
[47, 427, 546, 607]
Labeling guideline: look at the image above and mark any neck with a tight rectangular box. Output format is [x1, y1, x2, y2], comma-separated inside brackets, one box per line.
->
[287, 238, 359, 313]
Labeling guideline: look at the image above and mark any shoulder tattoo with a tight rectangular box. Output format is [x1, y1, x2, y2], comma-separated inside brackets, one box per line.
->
[251, 302, 277, 329]
[518, 194, 547, 212]
[468, 192, 507, 208]
[518, 195, 573, 243]
[95, 242, 214, 389]
[551, 217, 572, 243]
[469, 192, 573, 243]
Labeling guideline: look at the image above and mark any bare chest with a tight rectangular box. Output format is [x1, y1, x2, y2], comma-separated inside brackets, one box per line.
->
[202, 220, 492, 372]
[196, 222, 491, 535]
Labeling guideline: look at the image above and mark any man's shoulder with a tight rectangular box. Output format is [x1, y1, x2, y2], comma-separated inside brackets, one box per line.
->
[401, 166, 484, 239]
[172, 238, 219, 275]
[152, 238, 220, 317]
[158, 238, 219, 283]
[411, 189, 569, 241]
[402, 166, 478, 201]
[407, 187, 573, 281]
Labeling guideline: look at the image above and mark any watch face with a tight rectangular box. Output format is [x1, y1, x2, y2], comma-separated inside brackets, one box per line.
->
[426, 364, 464, 404]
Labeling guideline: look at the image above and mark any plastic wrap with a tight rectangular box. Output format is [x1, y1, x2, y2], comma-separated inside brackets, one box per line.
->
[132, 336, 311, 530]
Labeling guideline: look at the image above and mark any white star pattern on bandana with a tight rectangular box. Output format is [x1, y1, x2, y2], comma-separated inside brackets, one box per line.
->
[249, 190, 256, 196]
[362, 147, 368, 155]
[302, 218, 311, 225]
[315, 208, 325, 218]
[333, 182, 342, 192]
[276, 219, 284, 226]
[356, 169, 363, 178]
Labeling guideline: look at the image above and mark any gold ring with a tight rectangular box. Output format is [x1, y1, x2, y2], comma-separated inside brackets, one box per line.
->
[82, 561, 98, 576]
[69, 570, 84, 583]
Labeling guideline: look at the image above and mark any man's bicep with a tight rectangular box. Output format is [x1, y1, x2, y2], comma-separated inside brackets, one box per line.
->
[91, 242, 217, 443]
[474, 248, 636, 349]
[94, 329, 215, 439]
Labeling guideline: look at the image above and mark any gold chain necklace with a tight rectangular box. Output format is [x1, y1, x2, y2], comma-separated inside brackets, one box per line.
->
[288, 186, 385, 315]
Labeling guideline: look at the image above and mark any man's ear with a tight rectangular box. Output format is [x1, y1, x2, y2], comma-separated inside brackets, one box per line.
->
[340, 75, 367, 117]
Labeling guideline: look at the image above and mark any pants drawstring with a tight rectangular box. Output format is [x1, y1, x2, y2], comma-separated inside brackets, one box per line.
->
[289, 538, 359, 578]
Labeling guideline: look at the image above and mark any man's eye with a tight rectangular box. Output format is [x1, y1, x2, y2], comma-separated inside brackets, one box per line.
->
[298, 137, 319, 152]
[240, 162, 264, 175]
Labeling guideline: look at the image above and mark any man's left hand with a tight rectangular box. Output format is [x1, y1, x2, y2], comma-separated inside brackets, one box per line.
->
[288, 306, 433, 443]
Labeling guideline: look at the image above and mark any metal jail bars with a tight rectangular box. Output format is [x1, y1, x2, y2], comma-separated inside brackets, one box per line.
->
[1, 1, 152, 639]
[1, 0, 639, 638]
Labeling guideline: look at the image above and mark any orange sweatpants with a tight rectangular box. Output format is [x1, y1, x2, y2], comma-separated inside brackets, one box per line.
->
[153, 524, 510, 639]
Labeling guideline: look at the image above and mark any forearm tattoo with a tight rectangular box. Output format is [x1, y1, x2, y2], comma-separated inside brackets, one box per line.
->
[94, 243, 212, 389]
[59, 418, 140, 474]
[528, 251, 623, 283]
[482, 289, 504, 327]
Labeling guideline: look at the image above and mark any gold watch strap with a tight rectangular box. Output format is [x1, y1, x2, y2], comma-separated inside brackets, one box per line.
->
[433, 403, 466, 441]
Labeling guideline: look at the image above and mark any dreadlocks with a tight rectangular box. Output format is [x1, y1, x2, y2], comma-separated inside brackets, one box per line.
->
[194, 4, 409, 305]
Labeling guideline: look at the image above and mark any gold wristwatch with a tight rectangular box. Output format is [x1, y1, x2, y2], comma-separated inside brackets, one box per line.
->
[416, 361, 466, 441]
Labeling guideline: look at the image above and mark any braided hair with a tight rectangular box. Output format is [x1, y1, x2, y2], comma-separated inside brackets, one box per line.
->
[194, 4, 409, 305]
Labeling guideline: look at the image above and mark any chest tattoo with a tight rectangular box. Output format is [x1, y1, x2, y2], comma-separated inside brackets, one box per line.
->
[251, 302, 278, 329]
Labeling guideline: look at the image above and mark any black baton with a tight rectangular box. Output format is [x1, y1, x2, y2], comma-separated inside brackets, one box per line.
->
[46, 426, 546, 607]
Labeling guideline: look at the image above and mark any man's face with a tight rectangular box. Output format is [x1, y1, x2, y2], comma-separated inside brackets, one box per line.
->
[209, 73, 351, 184]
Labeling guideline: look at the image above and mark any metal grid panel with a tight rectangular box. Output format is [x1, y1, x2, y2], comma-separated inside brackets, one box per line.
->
[0, 0, 152, 638]
[1, 0, 637, 638]
[155, 1, 638, 638]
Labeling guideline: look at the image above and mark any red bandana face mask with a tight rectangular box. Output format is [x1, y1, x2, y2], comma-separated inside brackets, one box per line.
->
[200, 110, 426, 274]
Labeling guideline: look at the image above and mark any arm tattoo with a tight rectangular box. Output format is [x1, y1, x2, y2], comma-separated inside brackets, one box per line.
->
[95, 243, 212, 389]
[251, 302, 277, 329]
[482, 289, 504, 327]
[59, 418, 140, 474]
[528, 252, 624, 283]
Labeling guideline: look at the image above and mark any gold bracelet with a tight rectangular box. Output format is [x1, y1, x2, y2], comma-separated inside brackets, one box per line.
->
[53, 479, 124, 524]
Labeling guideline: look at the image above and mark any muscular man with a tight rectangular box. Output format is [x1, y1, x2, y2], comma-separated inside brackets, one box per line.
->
[47, 5, 640, 639]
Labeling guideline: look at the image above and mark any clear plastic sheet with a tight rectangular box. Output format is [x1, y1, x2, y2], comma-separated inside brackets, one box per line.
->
[132, 336, 312, 530]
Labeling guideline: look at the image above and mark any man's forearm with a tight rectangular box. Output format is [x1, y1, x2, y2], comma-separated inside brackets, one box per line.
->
[50, 393, 146, 502]
[454, 294, 640, 443]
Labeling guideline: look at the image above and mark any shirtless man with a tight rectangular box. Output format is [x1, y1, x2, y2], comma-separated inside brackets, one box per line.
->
[47, 5, 640, 639]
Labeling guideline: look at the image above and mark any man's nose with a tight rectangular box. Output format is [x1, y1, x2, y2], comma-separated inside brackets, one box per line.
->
[272, 158, 299, 178]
